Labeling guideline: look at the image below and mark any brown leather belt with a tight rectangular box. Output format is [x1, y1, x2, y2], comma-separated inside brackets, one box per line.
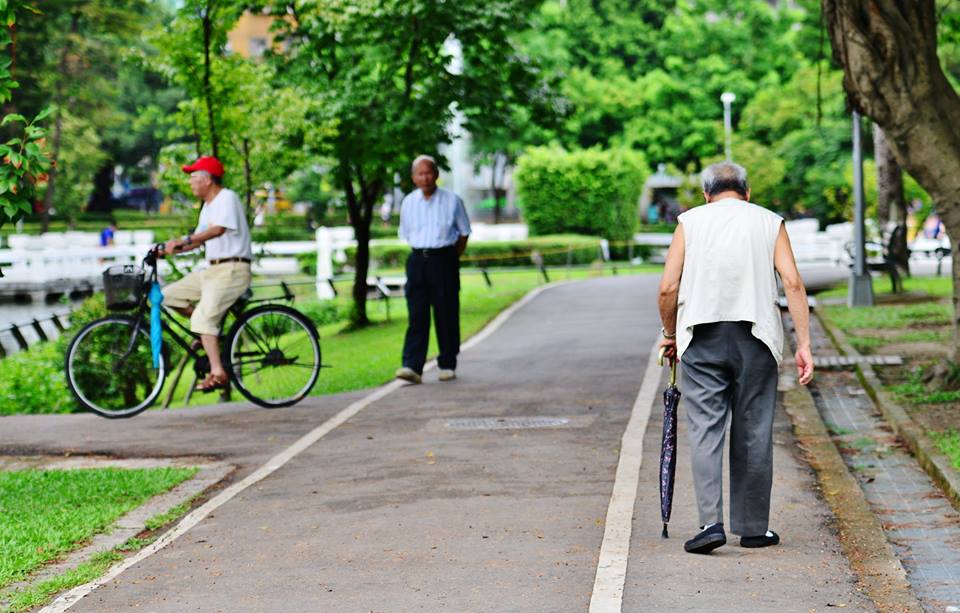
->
[209, 257, 251, 265]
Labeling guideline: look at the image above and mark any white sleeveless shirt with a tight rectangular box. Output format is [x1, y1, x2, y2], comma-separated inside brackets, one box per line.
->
[676, 199, 785, 364]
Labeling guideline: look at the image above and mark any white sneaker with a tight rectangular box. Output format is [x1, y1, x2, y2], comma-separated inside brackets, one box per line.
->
[395, 367, 422, 384]
[438, 369, 456, 381]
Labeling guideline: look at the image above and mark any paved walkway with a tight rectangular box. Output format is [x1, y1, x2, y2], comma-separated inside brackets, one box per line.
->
[2, 276, 867, 611]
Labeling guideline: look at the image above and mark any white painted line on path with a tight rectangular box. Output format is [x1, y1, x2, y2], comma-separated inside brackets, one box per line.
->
[589, 339, 663, 613]
[43, 281, 563, 612]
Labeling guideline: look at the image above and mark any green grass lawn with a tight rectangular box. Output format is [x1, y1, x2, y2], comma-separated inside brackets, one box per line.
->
[823, 301, 951, 332]
[159, 264, 662, 407]
[931, 429, 960, 471]
[0, 467, 196, 595]
[817, 275, 953, 300]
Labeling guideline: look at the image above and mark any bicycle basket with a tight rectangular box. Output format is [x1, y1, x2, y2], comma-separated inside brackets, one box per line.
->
[102, 264, 145, 310]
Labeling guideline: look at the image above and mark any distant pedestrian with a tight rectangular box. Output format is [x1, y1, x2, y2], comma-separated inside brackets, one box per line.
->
[100, 218, 117, 247]
[395, 155, 471, 384]
[657, 161, 814, 555]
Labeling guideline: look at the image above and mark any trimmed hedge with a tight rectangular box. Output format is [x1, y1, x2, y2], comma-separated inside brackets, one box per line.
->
[297, 234, 605, 275]
[516, 147, 647, 241]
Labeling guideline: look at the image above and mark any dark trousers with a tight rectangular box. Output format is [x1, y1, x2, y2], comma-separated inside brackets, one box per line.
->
[402, 246, 460, 373]
[681, 321, 779, 536]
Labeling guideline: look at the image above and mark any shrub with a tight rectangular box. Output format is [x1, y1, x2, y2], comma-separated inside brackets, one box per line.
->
[516, 147, 647, 242]
[0, 342, 76, 415]
[338, 235, 605, 271]
[297, 300, 349, 326]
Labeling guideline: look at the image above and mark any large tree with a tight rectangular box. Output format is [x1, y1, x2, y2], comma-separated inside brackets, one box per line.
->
[270, 0, 543, 326]
[0, 2, 51, 272]
[152, 1, 312, 217]
[13, 0, 153, 228]
[823, 0, 960, 360]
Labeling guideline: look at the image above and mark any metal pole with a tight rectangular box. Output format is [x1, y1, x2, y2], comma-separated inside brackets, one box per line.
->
[721, 92, 736, 161]
[848, 110, 875, 307]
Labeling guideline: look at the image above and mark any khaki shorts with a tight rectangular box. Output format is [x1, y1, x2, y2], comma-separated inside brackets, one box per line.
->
[162, 262, 251, 336]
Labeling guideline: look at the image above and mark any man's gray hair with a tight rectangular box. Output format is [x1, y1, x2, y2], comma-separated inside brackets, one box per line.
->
[701, 161, 749, 198]
[411, 154, 438, 174]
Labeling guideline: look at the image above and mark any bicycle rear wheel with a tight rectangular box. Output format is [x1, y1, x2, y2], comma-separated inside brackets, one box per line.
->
[65, 316, 167, 418]
[225, 305, 321, 408]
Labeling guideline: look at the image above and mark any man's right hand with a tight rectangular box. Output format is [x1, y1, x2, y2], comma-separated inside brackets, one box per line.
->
[796, 346, 814, 385]
[164, 238, 180, 257]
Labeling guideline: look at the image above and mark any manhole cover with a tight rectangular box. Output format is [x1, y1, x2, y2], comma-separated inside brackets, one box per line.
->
[444, 416, 573, 430]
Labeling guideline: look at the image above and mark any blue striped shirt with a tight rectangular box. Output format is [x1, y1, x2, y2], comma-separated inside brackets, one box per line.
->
[398, 187, 471, 249]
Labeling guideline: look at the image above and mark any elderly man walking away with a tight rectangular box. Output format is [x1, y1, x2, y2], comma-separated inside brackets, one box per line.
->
[395, 155, 471, 384]
[657, 161, 815, 554]
[161, 156, 253, 393]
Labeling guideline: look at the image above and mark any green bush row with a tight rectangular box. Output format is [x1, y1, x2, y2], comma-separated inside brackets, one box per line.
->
[516, 147, 648, 242]
[0, 295, 112, 414]
[296, 235, 606, 275]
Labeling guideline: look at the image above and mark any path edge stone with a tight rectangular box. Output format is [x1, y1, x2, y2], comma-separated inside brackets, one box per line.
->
[816, 310, 960, 512]
[781, 383, 922, 613]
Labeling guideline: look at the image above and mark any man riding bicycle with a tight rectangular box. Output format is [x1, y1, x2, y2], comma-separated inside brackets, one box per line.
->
[161, 156, 252, 393]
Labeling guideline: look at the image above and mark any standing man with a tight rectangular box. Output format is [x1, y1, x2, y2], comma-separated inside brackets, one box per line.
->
[657, 161, 814, 554]
[161, 156, 253, 393]
[395, 155, 471, 384]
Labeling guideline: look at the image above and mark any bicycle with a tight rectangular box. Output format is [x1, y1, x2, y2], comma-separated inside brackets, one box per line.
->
[65, 246, 322, 418]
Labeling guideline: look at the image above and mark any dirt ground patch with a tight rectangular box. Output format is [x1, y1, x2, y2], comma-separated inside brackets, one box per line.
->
[849, 327, 950, 340]
[876, 341, 950, 357]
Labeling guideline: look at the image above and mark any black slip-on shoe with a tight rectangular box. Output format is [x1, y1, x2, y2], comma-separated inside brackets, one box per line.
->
[740, 531, 780, 548]
[683, 523, 726, 554]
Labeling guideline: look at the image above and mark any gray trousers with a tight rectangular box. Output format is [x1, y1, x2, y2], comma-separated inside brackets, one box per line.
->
[681, 321, 779, 536]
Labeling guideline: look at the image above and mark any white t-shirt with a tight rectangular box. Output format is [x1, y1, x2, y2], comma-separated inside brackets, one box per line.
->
[676, 199, 785, 364]
[195, 188, 252, 261]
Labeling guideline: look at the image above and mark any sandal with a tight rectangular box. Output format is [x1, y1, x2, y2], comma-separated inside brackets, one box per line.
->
[197, 373, 229, 394]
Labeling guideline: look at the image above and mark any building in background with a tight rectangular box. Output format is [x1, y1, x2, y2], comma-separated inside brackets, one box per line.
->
[228, 11, 283, 58]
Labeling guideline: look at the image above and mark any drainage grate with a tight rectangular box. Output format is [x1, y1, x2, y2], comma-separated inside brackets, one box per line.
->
[445, 416, 573, 430]
[815, 355, 903, 368]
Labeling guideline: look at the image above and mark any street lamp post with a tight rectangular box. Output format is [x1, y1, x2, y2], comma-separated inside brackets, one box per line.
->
[721, 92, 736, 161]
[849, 110, 875, 307]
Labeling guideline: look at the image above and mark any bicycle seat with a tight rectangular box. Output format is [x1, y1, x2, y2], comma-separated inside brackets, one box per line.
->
[230, 288, 254, 312]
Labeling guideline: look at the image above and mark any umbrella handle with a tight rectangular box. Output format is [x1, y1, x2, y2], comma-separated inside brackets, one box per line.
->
[657, 347, 678, 386]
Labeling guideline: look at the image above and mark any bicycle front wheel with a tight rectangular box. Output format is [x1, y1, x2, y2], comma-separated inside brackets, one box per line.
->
[65, 316, 167, 418]
[225, 305, 321, 408]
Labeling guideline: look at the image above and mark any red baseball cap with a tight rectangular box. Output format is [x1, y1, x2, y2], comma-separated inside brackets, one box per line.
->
[182, 156, 224, 178]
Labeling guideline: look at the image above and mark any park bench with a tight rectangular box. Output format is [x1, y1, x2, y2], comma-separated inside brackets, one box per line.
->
[845, 224, 911, 293]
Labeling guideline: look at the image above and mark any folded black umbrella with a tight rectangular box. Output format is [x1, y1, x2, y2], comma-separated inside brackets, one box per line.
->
[658, 347, 681, 538]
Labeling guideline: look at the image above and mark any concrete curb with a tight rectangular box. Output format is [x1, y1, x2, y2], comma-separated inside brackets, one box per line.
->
[816, 310, 960, 512]
[781, 385, 922, 613]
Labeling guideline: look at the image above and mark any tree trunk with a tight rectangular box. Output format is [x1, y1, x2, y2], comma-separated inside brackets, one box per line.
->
[40, 108, 63, 233]
[873, 124, 909, 278]
[490, 158, 500, 224]
[242, 138, 252, 219]
[352, 215, 371, 326]
[341, 164, 369, 327]
[201, 1, 218, 158]
[824, 0, 960, 360]
[41, 12, 80, 233]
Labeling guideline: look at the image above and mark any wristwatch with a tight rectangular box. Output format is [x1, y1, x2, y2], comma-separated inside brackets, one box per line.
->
[661, 327, 676, 339]
[182, 234, 193, 247]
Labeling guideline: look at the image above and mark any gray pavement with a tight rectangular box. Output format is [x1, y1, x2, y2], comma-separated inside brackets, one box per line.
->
[1, 275, 868, 611]
[809, 316, 960, 611]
